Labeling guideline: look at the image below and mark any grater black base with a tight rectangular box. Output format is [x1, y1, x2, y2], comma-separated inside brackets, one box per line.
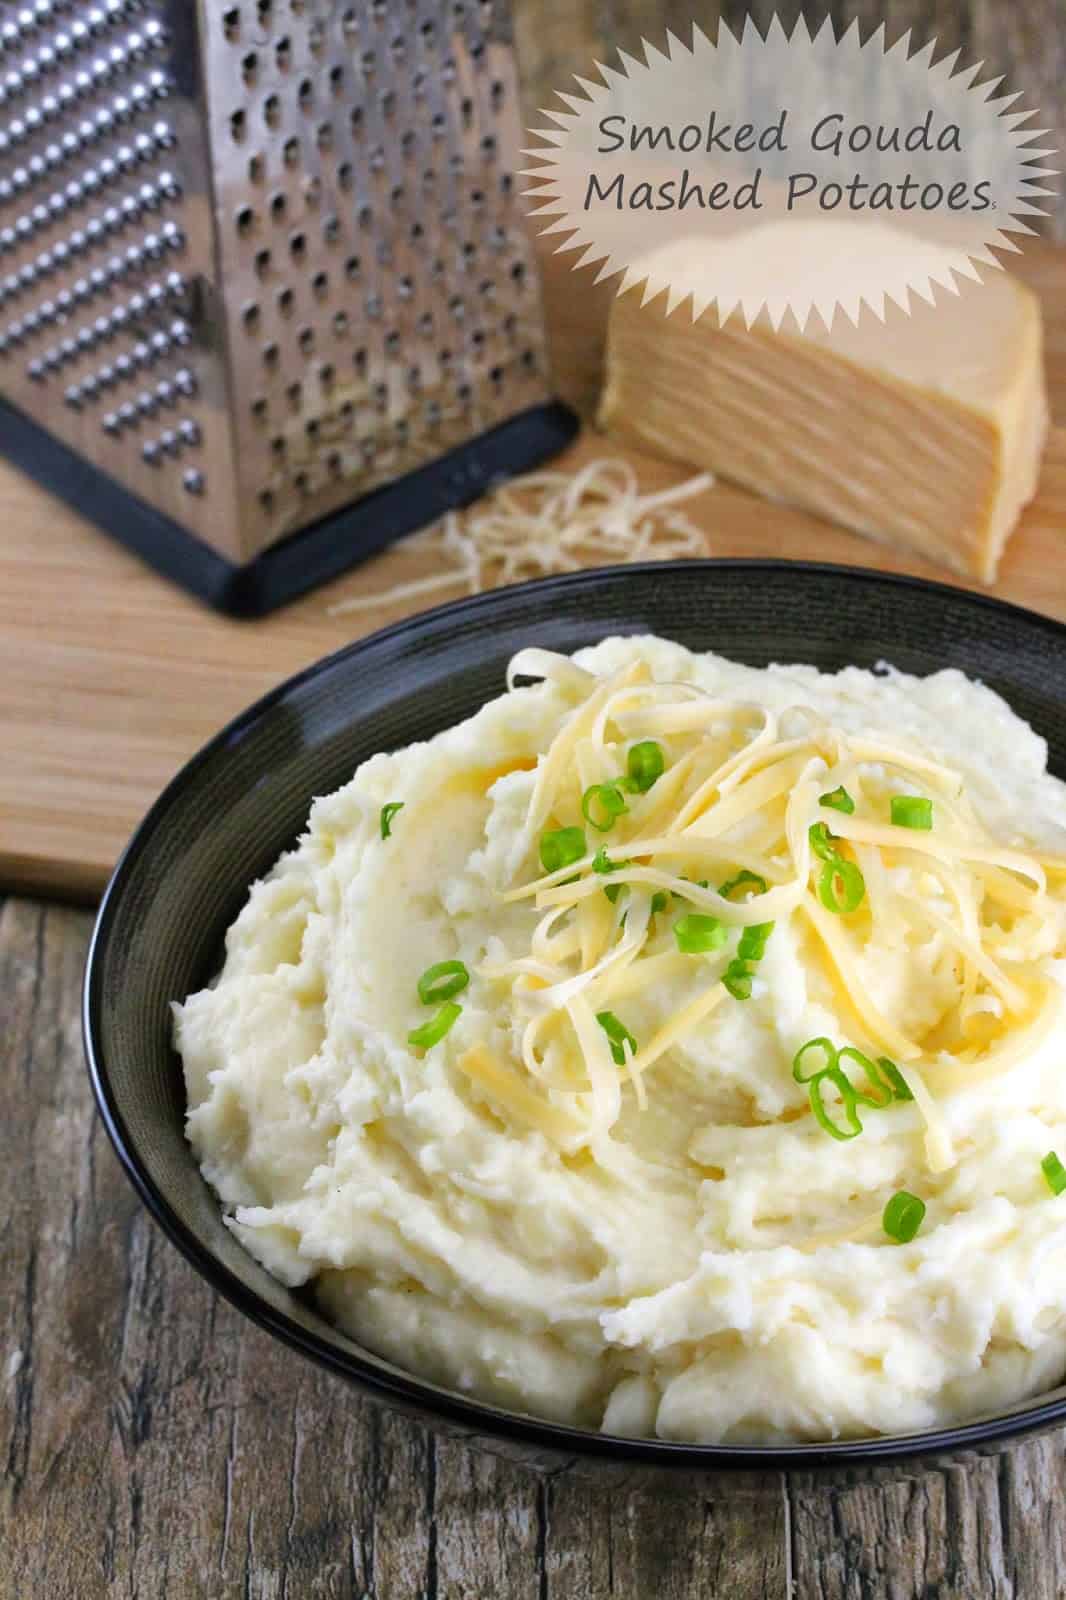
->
[2, 398, 579, 618]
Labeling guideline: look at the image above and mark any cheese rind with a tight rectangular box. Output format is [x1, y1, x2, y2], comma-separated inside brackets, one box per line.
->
[599, 264, 1049, 582]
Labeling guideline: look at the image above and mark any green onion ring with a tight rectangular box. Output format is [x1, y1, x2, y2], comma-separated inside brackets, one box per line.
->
[416, 959, 470, 1005]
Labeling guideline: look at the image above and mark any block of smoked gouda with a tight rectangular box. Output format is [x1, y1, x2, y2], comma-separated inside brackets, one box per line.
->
[599, 264, 1048, 582]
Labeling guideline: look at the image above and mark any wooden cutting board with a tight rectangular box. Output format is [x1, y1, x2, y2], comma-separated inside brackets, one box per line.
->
[4, 241, 1066, 903]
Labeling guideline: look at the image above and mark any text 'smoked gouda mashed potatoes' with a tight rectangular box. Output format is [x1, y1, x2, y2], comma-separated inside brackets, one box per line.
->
[175, 637, 1066, 1444]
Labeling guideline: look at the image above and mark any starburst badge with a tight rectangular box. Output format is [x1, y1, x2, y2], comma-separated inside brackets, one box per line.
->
[523, 18, 1057, 329]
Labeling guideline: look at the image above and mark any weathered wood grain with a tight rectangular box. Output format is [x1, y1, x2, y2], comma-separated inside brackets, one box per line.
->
[5, 898, 1066, 1597]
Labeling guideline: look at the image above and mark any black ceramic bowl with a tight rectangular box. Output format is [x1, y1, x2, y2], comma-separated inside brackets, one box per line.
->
[85, 560, 1066, 1473]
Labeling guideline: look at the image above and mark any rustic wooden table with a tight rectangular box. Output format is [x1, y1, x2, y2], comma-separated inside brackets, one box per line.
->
[5, 3, 1066, 1593]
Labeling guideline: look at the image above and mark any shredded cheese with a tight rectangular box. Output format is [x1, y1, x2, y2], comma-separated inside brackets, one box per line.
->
[328, 458, 714, 616]
[463, 648, 1066, 1174]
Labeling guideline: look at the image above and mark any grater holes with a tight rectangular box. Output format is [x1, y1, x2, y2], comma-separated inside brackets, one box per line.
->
[337, 160, 353, 191]
[241, 302, 259, 332]
[297, 324, 312, 354]
[222, 7, 239, 40]
[320, 360, 334, 388]
[270, 434, 285, 459]
[230, 108, 245, 141]
[235, 204, 255, 236]
[240, 50, 258, 85]
[286, 379, 300, 407]
[250, 395, 267, 422]
[264, 93, 280, 129]
[328, 64, 344, 93]
[258, 487, 274, 512]
[282, 135, 298, 167]
[341, 9, 357, 41]
[247, 153, 263, 183]
[297, 76, 312, 107]
[274, 35, 291, 70]
[262, 340, 279, 371]
[289, 231, 305, 261]
[303, 174, 321, 208]
[352, 345, 366, 375]
[311, 269, 327, 298]
[254, 247, 271, 277]
[327, 449, 342, 478]
[276, 285, 293, 315]
[315, 120, 331, 152]
[344, 253, 359, 280]
[332, 309, 348, 337]
[269, 191, 286, 221]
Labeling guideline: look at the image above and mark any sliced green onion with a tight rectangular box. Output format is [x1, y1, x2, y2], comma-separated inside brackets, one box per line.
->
[416, 959, 470, 1005]
[604, 882, 626, 905]
[408, 1002, 462, 1050]
[650, 891, 669, 915]
[818, 857, 866, 914]
[626, 740, 665, 793]
[890, 795, 933, 831]
[836, 1046, 895, 1109]
[1042, 1151, 1066, 1196]
[539, 826, 586, 875]
[737, 922, 774, 962]
[592, 845, 631, 875]
[808, 821, 839, 862]
[809, 1067, 865, 1140]
[674, 913, 727, 954]
[820, 786, 855, 815]
[596, 1009, 637, 1067]
[581, 782, 628, 833]
[380, 801, 404, 839]
[792, 1037, 838, 1083]
[794, 1038, 910, 1140]
[883, 1190, 926, 1243]
[718, 869, 768, 901]
[722, 960, 754, 1000]
[874, 1056, 913, 1103]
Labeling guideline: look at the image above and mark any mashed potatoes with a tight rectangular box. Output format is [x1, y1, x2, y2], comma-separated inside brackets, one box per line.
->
[175, 636, 1066, 1443]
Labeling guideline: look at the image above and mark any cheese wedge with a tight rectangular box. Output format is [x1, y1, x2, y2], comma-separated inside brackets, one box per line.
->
[600, 262, 1048, 582]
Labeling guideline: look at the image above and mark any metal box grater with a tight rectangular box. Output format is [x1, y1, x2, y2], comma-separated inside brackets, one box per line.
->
[0, 0, 575, 613]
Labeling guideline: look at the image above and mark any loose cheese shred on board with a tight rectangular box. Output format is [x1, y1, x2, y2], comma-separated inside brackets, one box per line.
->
[479, 648, 1063, 1172]
[328, 459, 713, 615]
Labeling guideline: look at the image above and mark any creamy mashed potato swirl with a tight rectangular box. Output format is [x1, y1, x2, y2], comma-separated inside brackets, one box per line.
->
[175, 637, 1066, 1443]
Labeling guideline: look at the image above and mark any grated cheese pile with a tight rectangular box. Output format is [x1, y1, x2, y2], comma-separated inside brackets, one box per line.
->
[328, 458, 712, 616]
[471, 650, 1066, 1175]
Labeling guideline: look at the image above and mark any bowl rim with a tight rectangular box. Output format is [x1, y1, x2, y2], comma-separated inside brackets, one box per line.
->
[84, 556, 1066, 1469]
